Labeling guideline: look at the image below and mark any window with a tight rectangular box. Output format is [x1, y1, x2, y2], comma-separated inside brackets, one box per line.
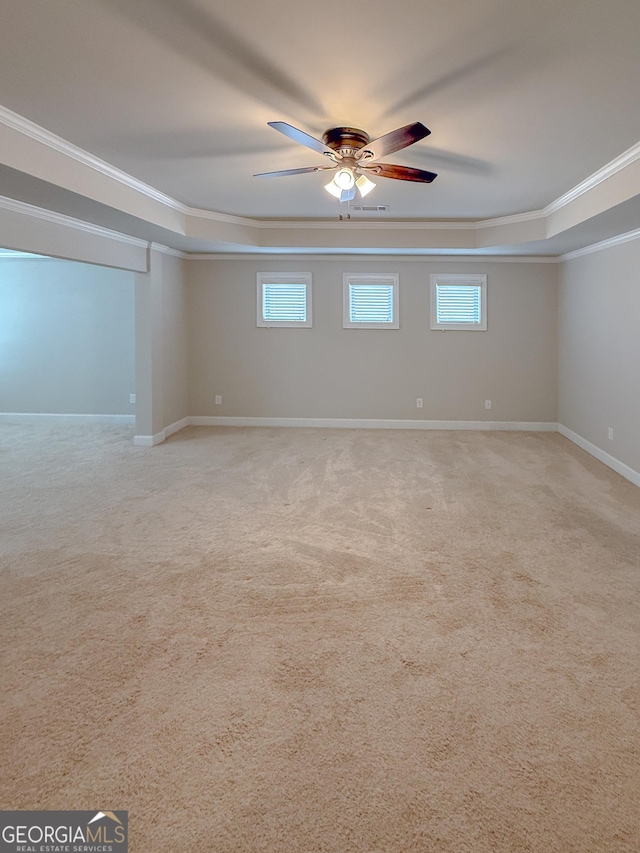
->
[257, 273, 312, 327]
[430, 274, 487, 330]
[343, 274, 399, 329]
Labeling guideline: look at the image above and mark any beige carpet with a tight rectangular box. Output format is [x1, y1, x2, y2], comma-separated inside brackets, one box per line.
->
[1, 424, 640, 852]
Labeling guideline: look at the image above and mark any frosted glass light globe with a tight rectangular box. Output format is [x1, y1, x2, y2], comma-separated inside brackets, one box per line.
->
[334, 168, 355, 190]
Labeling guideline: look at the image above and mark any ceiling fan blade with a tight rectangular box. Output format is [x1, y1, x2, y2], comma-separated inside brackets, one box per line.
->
[267, 121, 338, 157]
[357, 122, 431, 162]
[368, 163, 438, 183]
[254, 165, 336, 178]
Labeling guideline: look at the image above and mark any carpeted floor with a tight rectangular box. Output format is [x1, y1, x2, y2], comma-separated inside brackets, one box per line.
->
[1, 424, 639, 852]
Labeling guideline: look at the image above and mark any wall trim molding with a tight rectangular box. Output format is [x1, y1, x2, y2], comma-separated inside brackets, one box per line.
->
[558, 424, 640, 488]
[475, 209, 547, 229]
[133, 417, 189, 447]
[559, 227, 640, 261]
[133, 432, 166, 447]
[186, 206, 261, 228]
[250, 219, 476, 231]
[129, 421, 640, 492]
[4, 190, 630, 266]
[165, 417, 190, 438]
[4, 411, 634, 490]
[0, 412, 135, 425]
[184, 252, 558, 263]
[133, 430, 167, 447]
[0, 104, 185, 212]
[0, 194, 149, 248]
[187, 416, 558, 431]
[149, 242, 187, 259]
[546, 140, 640, 214]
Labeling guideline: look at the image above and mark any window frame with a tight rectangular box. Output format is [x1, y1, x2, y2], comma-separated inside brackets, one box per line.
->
[342, 273, 400, 330]
[256, 272, 313, 328]
[430, 273, 487, 331]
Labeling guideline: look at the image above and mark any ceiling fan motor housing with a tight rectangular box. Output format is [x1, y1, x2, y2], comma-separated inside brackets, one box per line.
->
[322, 127, 370, 154]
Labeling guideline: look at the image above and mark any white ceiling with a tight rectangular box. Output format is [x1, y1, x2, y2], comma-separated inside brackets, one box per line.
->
[1, 0, 640, 256]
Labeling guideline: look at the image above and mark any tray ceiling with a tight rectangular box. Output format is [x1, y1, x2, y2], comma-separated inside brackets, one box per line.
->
[1, 0, 639, 256]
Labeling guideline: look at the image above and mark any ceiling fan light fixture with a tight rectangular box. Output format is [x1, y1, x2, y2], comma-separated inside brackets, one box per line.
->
[325, 168, 357, 198]
[333, 168, 356, 190]
[356, 174, 376, 197]
[324, 178, 343, 199]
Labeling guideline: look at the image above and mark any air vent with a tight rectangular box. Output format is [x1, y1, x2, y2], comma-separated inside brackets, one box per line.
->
[349, 204, 390, 213]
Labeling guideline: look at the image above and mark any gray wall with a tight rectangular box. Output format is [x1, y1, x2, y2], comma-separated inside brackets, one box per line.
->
[5, 243, 638, 480]
[134, 250, 188, 438]
[187, 259, 558, 422]
[558, 239, 640, 474]
[161, 253, 188, 428]
[0, 257, 135, 414]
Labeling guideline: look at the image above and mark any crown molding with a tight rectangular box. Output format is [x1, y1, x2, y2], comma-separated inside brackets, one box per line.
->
[0, 194, 149, 248]
[559, 226, 640, 261]
[186, 252, 557, 263]
[0, 193, 556, 260]
[186, 206, 258, 228]
[150, 242, 189, 259]
[475, 209, 546, 229]
[244, 218, 476, 230]
[546, 141, 640, 215]
[6, 192, 638, 265]
[186, 209, 545, 231]
[0, 104, 187, 213]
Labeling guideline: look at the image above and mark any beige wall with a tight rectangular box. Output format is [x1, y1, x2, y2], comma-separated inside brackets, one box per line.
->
[161, 253, 188, 428]
[187, 259, 558, 422]
[558, 239, 640, 474]
[4, 232, 639, 483]
[135, 249, 188, 438]
[0, 256, 135, 414]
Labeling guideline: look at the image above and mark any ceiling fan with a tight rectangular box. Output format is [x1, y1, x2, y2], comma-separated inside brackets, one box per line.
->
[254, 121, 437, 202]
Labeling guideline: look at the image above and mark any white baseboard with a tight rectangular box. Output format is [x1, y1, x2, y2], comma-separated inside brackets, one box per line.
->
[133, 417, 189, 447]
[6, 413, 635, 489]
[0, 412, 135, 425]
[165, 417, 189, 438]
[135, 416, 557, 445]
[558, 424, 640, 488]
[133, 432, 165, 447]
[188, 416, 558, 431]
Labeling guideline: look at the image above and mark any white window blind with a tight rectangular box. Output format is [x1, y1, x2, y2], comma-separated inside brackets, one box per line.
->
[349, 283, 394, 324]
[263, 282, 307, 322]
[430, 274, 487, 330]
[343, 274, 400, 329]
[257, 273, 312, 327]
[436, 284, 482, 325]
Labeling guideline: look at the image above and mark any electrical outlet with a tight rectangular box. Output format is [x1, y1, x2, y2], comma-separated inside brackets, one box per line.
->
[129, 394, 136, 404]
[608, 427, 614, 440]
[215, 395, 222, 405]
[485, 400, 492, 410]
[416, 398, 423, 408]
